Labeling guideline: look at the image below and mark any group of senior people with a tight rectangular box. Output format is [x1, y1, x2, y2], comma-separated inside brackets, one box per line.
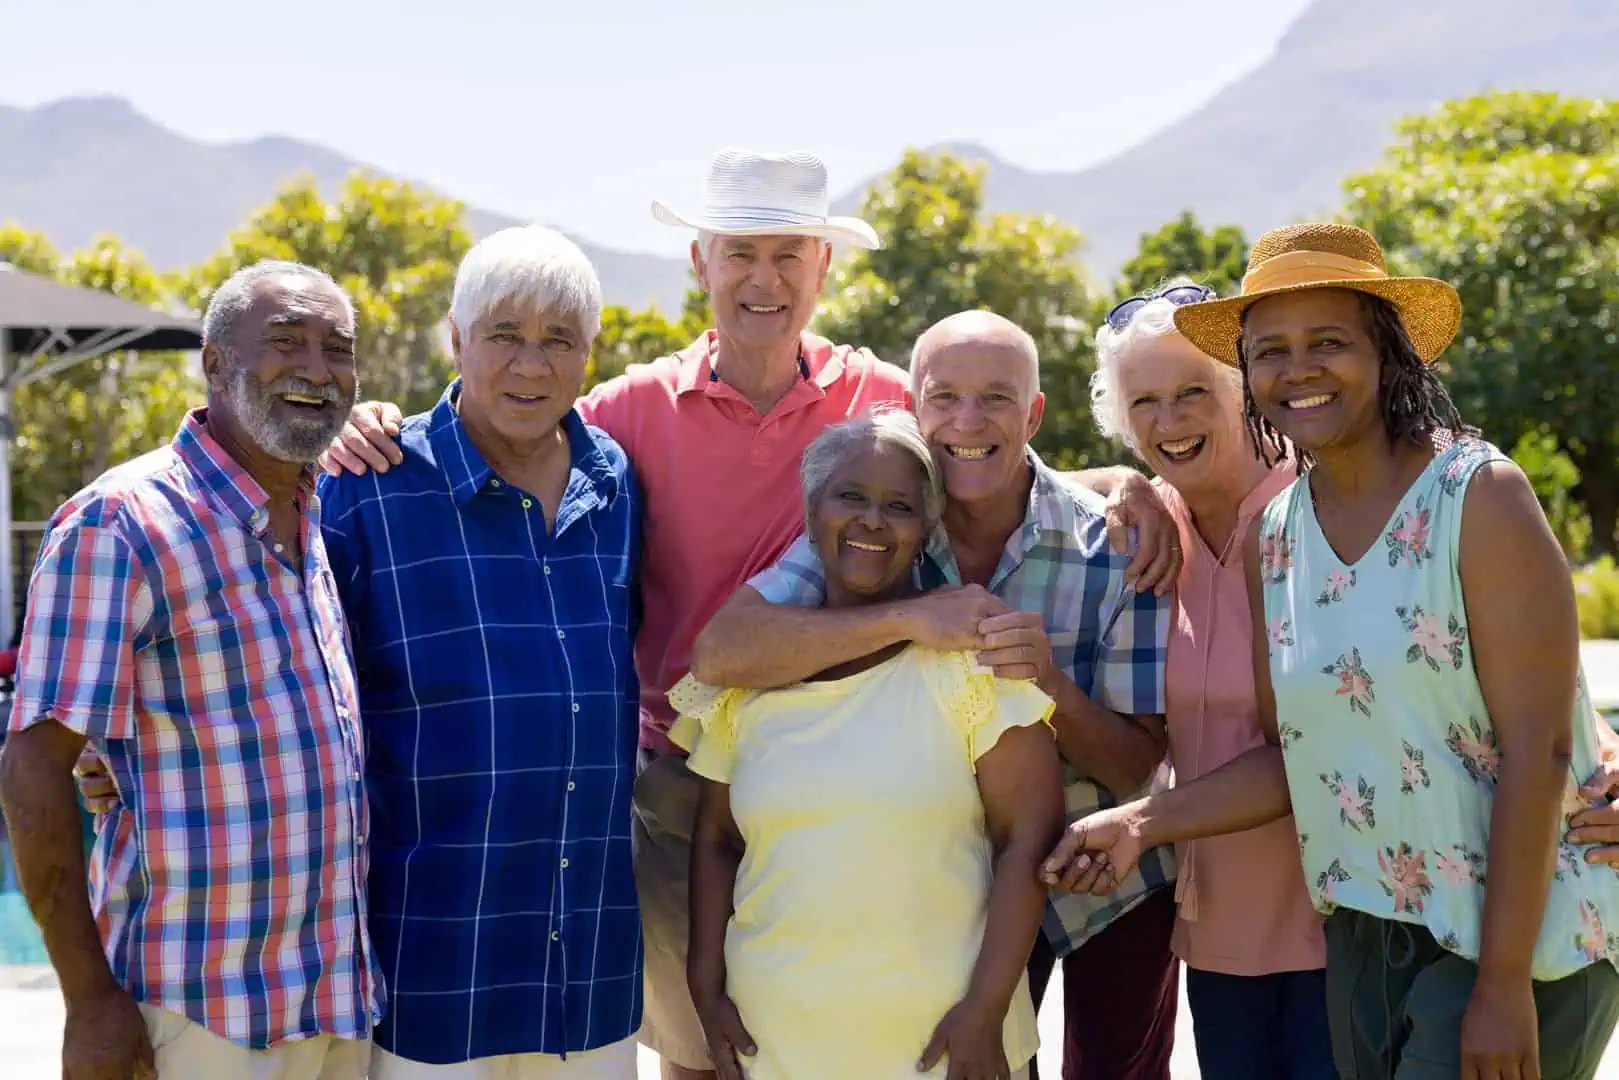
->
[3, 142, 1619, 1080]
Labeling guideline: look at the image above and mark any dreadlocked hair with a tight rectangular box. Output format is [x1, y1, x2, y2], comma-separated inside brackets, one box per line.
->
[1238, 291, 1477, 471]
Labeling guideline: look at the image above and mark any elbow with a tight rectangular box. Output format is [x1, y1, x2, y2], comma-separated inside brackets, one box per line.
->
[687, 630, 732, 687]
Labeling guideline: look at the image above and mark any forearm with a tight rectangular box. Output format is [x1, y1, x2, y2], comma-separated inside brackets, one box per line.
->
[1047, 676, 1164, 796]
[1135, 744, 1292, 848]
[0, 741, 119, 1003]
[690, 591, 915, 689]
[1062, 465, 1139, 498]
[687, 828, 743, 1000]
[1476, 745, 1570, 979]
[964, 833, 1059, 1017]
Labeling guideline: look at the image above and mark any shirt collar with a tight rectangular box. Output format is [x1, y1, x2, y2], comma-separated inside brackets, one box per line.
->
[674, 330, 849, 396]
[427, 378, 619, 508]
[172, 408, 318, 531]
[924, 447, 1076, 573]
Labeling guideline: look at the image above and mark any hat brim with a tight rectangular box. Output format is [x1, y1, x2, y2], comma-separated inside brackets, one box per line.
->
[651, 201, 882, 250]
[1173, 277, 1463, 366]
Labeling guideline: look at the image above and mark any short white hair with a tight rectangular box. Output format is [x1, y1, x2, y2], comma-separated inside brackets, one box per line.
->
[451, 225, 603, 342]
[203, 260, 352, 350]
[800, 408, 945, 533]
[908, 310, 1041, 400]
[1090, 276, 1241, 453]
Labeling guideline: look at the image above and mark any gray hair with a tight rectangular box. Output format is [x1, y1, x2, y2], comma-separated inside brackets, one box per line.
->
[1090, 276, 1241, 453]
[800, 409, 945, 533]
[202, 260, 352, 351]
[451, 225, 603, 342]
[908, 310, 1041, 400]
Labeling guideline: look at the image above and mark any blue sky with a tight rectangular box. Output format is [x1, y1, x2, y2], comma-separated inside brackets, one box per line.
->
[0, 0, 1314, 254]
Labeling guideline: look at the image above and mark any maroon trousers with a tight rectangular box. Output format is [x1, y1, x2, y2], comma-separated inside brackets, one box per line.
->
[1027, 888, 1181, 1080]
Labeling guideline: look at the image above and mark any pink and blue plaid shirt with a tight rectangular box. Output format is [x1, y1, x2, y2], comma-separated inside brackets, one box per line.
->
[7, 408, 381, 1049]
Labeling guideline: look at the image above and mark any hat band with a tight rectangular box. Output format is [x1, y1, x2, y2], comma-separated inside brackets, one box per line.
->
[1243, 249, 1388, 294]
[699, 204, 830, 227]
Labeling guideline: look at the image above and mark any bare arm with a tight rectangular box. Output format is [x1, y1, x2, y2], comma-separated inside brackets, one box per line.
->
[1046, 673, 1168, 796]
[1041, 518, 1291, 891]
[1462, 462, 1577, 982]
[690, 584, 1008, 690]
[1133, 515, 1291, 845]
[687, 777, 755, 1079]
[963, 724, 1065, 1015]
[0, 720, 121, 1004]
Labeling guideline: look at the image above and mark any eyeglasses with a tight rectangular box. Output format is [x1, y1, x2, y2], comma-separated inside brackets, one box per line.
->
[1104, 284, 1217, 331]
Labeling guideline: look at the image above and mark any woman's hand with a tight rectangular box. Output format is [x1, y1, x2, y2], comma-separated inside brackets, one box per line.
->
[694, 989, 756, 1080]
[1459, 972, 1539, 1080]
[918, 999, 1010, 1080]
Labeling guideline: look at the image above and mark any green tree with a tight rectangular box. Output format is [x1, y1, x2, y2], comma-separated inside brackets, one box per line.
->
[587, 281, 711, 390]
[815, 149, 1115, 469]
[183, 171, 473, 416]
[0, 230, 198, 523]
[1112, 211, 1248, 301]
[1345, 91, 1619, 557]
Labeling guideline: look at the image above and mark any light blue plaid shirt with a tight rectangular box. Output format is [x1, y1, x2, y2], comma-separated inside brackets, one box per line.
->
[747, 449, 1174, 956]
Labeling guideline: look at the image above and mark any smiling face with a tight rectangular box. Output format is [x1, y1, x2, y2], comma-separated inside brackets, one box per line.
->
[694, 234, 831, 352]
[1241, 288, 1389, 458]
[912, 318, 1044, 507]
[811, 440, 930, 604]
[452, 300, 588, 448]
[1117, 332, 1248, 495]
[205, 273, 358, 464]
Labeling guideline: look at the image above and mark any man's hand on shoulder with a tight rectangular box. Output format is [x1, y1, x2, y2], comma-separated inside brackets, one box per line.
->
[898, 585, 1011, 652]
[1098, 470, 1180, 597]
[319, 401, 405, 477]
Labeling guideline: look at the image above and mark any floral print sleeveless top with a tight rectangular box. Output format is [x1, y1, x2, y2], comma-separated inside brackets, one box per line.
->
[1259, 437, 1619, 981]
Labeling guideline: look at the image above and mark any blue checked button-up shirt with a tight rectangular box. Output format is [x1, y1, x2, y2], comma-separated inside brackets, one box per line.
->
[319, 383, 643, 1064]
[748, 449, 1173, 956]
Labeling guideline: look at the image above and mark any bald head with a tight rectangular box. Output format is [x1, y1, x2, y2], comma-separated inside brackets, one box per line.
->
[909, 310, 1040, 401]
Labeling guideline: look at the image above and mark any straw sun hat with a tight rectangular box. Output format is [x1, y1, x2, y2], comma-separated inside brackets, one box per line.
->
[1172, 222, 1463, 367]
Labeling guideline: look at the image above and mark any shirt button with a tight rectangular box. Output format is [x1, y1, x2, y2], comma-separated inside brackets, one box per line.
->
[551, 931, 560, 941]
[571, 702, 580, 713]
[522, 497, 533, 509]
[490, 478, 501, 487]
[560, 858, 570, 869]
[566, 781, 576, 792]
[557, 629, 566, 640]
[274, 543, 285, 553]
[543, 564, 552, 575]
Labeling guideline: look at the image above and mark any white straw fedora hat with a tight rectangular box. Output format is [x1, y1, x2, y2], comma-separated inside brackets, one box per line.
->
[652, 148, 881, 249]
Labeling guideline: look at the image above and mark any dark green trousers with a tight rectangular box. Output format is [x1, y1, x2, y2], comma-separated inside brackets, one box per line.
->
[1325, 908, 1619, 1078]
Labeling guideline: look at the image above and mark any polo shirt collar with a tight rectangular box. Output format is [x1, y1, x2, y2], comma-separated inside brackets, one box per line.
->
[923, 447, 1074, 585]
[674, 330, 848, 397]
[427, 379, 618, 508]
[173, 408, 318, 531]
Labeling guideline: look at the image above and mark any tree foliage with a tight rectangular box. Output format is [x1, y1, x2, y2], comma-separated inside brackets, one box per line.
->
[182, 171, 473, 416]
[1111, 211, 1249, 302]
[1, 228, 198, 523]
[814, 150, 1116, 469]
[1345, 91, 1619, 557]
[587, 283, 710, 390]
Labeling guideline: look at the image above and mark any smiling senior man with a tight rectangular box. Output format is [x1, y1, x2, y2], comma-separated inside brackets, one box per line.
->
[318, 148, 1181, 1080]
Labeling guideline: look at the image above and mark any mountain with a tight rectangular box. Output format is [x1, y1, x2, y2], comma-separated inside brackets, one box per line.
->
[3, 0, 1617, 312]
[832, 0, 1619, 286]
[0, 97, 689, 311]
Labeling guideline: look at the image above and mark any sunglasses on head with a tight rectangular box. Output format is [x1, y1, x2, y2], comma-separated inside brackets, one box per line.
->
[1104, 283, 1217, 331]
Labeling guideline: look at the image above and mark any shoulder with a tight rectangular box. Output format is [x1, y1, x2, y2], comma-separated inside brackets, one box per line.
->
[50, 444, 190, 542]
[318, 409, 444, 517]
[822, 340, 911, 402]
[577, 349, 689, 423]
[1453, 440, 1537, 527]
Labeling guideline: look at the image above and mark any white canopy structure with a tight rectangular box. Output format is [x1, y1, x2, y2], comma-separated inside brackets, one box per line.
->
[0, 263, 201, 643]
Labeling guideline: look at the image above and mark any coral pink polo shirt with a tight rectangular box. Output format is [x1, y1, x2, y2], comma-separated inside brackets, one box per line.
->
[577, 331, 910, 754]
[1160, 467, 1326, 976]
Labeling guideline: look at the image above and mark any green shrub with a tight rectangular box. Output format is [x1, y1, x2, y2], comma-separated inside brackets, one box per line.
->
[1575, 557, 1619, 640]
